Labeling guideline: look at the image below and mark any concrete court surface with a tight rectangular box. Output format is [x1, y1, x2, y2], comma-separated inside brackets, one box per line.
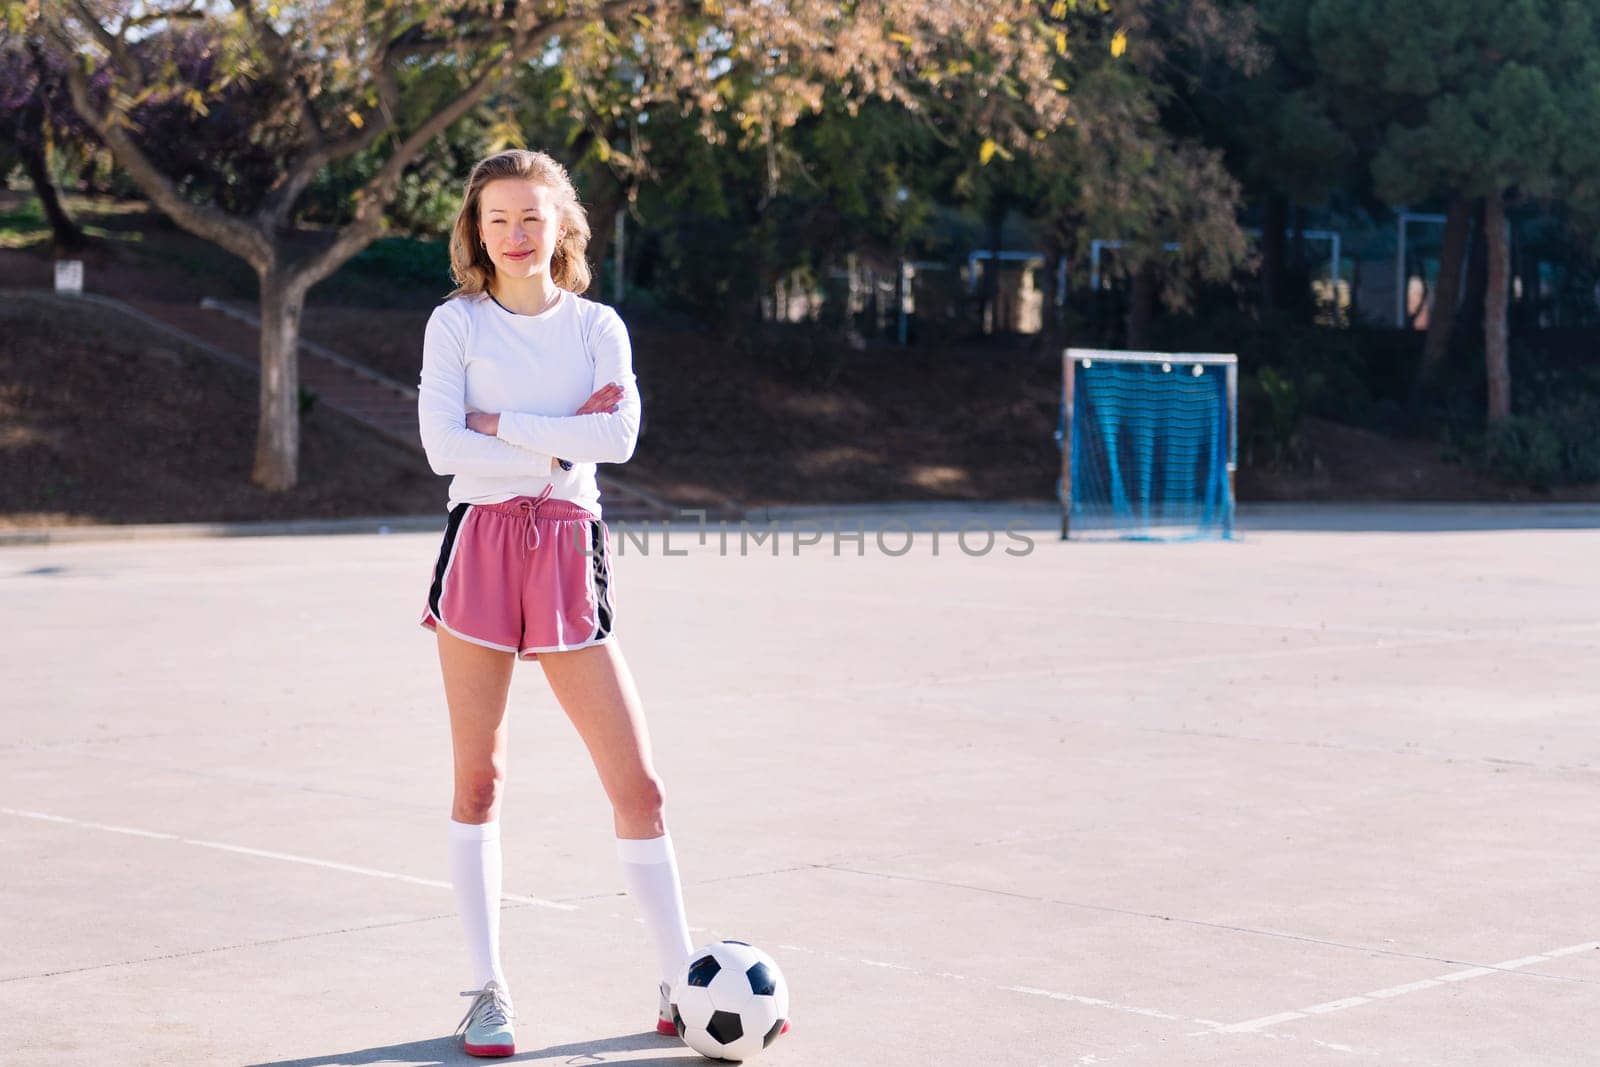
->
[2, 504, 1598, 1066]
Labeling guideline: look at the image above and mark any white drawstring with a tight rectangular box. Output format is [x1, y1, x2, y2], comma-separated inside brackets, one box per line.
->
[517, 484, 555, 552]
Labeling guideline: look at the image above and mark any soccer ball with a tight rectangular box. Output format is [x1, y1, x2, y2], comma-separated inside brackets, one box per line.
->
[670, 940, 790, 1062]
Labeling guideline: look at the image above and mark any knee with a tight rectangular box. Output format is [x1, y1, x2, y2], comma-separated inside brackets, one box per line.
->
[612, 773, 666, 826]
[454, 767, 506, 823]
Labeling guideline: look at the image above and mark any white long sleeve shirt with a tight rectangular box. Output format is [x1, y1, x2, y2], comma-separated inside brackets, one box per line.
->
[417, 290, 641, 517]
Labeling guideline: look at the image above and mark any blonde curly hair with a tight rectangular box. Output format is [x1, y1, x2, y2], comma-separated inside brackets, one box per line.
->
[447, 149, 592, 298]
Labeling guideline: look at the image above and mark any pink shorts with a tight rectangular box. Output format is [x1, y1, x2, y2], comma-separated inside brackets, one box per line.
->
[419, 488, 615, 659]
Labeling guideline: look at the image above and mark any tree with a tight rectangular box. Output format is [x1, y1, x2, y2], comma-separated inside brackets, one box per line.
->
[35, 0, 1077, 490]
[547, 0, 1082, 322]
[38, 0, 667, 490]
[0, 32, 86, 251]
[577, 91, 940, 323]
[1308, 0, 1587, 423]
[1020, 3, 1260, 348]
[1185, 0, 1353, 319]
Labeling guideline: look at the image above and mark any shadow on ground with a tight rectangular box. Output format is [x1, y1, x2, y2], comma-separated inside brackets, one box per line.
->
[248, 1029, 697, 1066]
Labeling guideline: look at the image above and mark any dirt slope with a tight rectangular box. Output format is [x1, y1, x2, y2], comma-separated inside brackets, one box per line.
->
[0, 296, 444, 527]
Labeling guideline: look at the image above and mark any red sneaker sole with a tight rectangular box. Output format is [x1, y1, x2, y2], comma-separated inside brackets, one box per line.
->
[464, 1041, 515, 1057]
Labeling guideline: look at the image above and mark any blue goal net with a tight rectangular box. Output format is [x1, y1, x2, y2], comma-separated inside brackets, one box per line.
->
[1058, 349, 1236, 541]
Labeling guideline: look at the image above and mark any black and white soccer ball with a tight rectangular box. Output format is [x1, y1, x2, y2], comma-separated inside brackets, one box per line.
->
[670, 940, 790, 1062]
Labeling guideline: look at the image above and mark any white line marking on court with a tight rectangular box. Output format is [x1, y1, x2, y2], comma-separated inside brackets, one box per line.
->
[3, 808, 181, 840]
[1495, 954, 1553, 970]
[1311, 1038, 1376, 1056]
[1004, 984, 1207, 1025]
[1, 911, 458, 985]
[767, 937, 1204, 1029]
[1304, 996, 1370, 1013]
[1212, 940, 1600, 1033]
[1364, 978, 1442, 999]
[825, 860, 1597, 982]
[1, 807, 577, 911]
[21, 803, 1209, 1026]
[1216, 1010, 1307, 1033]
[606, 910, 708, 936]
[30, 802, 1561, 1045]
[1544, 941, 1600, 958]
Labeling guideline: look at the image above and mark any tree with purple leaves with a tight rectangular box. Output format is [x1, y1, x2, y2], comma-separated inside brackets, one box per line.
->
[0, 29, 87, 251]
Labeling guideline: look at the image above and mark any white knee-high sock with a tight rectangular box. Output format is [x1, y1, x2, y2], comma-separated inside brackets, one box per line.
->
[450, 818, 506, 989]
[617, 833, 694, 986]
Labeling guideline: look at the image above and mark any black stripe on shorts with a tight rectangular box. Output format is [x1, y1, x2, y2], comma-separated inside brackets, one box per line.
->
[428, 503, 472, 620]
[590, 520, 614, 642]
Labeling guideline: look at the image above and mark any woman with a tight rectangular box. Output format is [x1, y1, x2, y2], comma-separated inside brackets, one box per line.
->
[416, 148, 688, 1057]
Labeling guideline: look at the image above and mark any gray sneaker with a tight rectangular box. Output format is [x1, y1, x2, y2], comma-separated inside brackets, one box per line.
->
[456, 979, 516, 1057]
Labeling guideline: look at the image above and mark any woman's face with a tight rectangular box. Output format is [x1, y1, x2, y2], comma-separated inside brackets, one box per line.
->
[477, 179, 565, 281]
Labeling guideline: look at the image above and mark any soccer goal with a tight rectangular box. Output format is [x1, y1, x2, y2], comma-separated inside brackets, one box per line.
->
[1057, 348, 1237, 541]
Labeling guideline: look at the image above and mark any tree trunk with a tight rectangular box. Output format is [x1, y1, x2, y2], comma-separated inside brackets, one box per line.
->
[18, 140, 84, 253]
[21, 39, 85, 251]
[1260, 192, 1286, 312]
[1484, 191, 1511, 426]
[1040, 243, 1067, 357]
[1457, 197, 1488, 346]
[584, 183, 627, 302]
[16, 100, 85, 253]
[981, 203, 1005, 334]
[1126, 261, 1157, 349]
[252, 272, 305, 491]
[1416, 195, 1472, 389]
[1290, 203, 1307, 274]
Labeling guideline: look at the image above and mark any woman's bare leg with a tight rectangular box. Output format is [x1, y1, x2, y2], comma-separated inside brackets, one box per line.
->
[439, 628, 516, 823]
[539, 639, 691, 992]
[438, 627, 516, 995]
[536, 639, 663, 838]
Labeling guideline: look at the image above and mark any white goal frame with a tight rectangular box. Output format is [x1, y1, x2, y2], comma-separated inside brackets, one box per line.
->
[1060, 348, 1239, 540]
